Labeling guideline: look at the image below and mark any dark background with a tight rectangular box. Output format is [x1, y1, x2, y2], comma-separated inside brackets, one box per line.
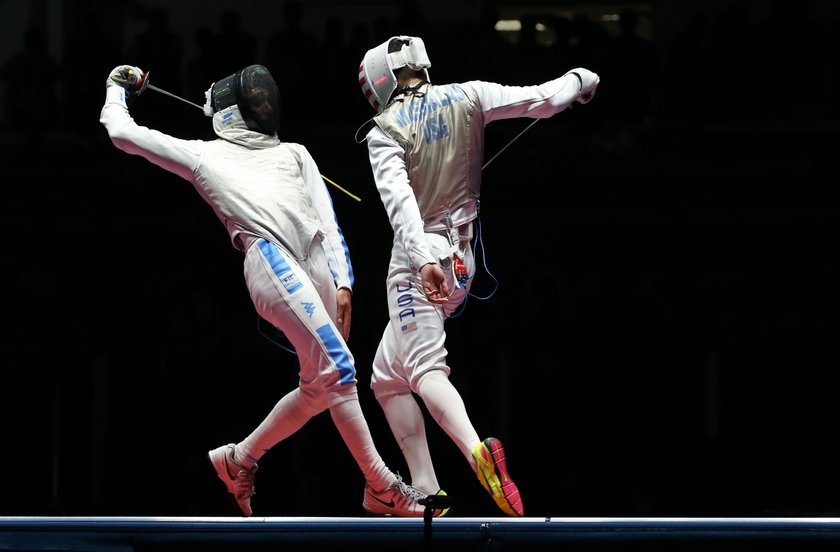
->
[1, 0, 839, 519]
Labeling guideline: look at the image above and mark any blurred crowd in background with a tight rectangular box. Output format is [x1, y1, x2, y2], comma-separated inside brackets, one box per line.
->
[1, 0, 838, 148]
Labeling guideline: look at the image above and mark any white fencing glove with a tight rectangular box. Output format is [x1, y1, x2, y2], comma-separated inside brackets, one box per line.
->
[565, 68, 600, 104]
[107, 65, 148, 97]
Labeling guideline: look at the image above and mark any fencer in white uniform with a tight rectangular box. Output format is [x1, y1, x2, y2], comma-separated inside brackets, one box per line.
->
[100, 64, 430, 517]
[358, 36, 600, 517]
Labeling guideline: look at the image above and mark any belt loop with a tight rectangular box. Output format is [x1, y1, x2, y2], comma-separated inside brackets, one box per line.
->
[443, 209, 458, 248]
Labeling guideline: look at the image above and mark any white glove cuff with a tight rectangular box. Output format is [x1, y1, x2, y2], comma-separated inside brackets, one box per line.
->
[104, 84, 128, 105]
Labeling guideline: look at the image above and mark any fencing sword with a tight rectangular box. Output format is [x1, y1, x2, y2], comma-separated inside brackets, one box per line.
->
[145, 82, 205, 111]
[480, 85, 594, 170]
[481, 118, 540, 170]
[143, 79, 362, 202]
[145, 80, 564, 195]
[141, 70, 549, 174]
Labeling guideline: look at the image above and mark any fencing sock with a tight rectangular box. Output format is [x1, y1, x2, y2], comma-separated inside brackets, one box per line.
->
[236, 388, 320, 467]
[417, 371, 481, 471]
[379, 391, 439, 494]
[329, 388, 394, 490]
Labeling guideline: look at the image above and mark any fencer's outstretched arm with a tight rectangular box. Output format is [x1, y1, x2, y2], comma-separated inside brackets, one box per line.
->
[467, 68, 600, 124]
[100, 65, 201, 182]
[364, 68, 600, 275]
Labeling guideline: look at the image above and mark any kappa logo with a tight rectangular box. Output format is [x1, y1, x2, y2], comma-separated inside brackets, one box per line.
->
[302, 301, 315, 317]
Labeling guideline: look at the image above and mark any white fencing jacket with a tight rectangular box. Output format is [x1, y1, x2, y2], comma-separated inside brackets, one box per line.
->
[365, 73, 584, 271]
[100, 84, 353, 292]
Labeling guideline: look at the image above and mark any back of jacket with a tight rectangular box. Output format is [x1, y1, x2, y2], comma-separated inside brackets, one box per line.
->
[373, 82, 483, 230]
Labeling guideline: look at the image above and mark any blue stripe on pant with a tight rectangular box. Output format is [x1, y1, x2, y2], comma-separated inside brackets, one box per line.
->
[259, 239, 303, 294]
[316, 324, 355, 384]
[259, 239, 355, 384]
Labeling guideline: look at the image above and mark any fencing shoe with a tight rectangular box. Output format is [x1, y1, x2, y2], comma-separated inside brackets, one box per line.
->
[363, 474, 428, 516]
[208, 443, 258, 517]
[472, 437, 524, 517]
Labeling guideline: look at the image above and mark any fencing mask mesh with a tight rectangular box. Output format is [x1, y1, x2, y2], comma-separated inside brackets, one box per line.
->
[207, 64, 281, 135]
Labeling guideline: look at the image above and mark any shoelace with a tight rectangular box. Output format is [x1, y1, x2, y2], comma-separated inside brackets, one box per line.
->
[394, 476, 427, 502]
[228, 455, 258, 498]
[232, 467, 256, 498]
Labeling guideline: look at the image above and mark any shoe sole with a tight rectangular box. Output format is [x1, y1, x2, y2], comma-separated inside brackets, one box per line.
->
[472, 438, 524, 517]
[363, 506, 425, 518]
[363, 498, 426, 518]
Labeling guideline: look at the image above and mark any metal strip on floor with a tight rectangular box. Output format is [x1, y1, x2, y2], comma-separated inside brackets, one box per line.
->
[4, 516, 840, 551]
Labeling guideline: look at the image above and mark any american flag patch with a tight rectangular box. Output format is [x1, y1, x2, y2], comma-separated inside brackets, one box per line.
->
[401, 322, 417, 334]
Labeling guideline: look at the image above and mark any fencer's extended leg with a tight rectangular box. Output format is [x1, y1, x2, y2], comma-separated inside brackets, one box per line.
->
[248, 237, 392, 486]
[416, 372, 523, 516]
[237, 388, 321, 464]
[329, 388, 394, 488]
[415, 371, 481, 468]
[378, 390, 439, 494]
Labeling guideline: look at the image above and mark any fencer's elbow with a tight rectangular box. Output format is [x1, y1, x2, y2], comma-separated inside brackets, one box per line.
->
[102, 126, 133, 153]
[103, 124, 124, 143]
[101, 116, 131, 144]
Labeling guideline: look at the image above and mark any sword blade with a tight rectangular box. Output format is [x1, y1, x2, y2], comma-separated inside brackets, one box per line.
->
[146, 83, 204, 111]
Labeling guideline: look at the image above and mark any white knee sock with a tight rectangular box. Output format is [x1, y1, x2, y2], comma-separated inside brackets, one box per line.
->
[236, 388, 319, 467]
[329, 388, 394, 491]
[417, 371, 481, 471]
[379, 391, 439, 494]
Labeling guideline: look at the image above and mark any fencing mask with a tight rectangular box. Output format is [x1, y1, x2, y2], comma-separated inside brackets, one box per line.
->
[359, 36, 431, 113]
[203, 64, 281, 135]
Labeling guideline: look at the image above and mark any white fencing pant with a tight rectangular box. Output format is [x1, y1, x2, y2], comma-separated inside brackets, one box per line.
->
[370, 231, 480, 492]
[238, 237, 394, 488]
[244, 237, 355, 410]
[371, 231, 474, 396]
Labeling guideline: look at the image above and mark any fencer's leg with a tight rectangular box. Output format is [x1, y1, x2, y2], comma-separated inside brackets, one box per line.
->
[378, 390, 439, 494]
[328, 387, 394, 489]
[236, 388, 322, 466]
[236, 237, 341, 468]
[416, 371, 481, 471]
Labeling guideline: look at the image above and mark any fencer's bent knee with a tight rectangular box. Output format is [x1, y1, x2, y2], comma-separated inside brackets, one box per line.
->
[302, 370, 362, 410]
[299, 380, 328, 413]
[412, 368, 450, 396]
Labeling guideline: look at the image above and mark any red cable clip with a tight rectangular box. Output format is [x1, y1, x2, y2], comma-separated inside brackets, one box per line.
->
[453, 255, 468, 288]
